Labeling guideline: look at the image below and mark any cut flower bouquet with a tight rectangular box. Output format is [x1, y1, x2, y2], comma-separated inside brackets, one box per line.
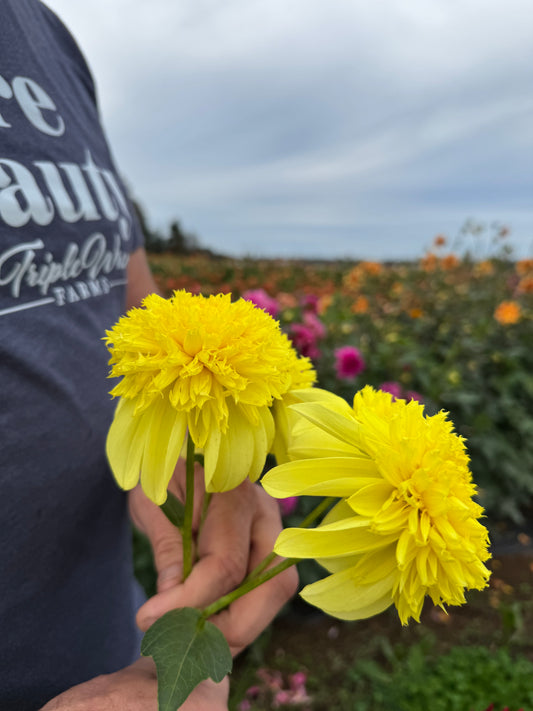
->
[105, 290, 491, 710]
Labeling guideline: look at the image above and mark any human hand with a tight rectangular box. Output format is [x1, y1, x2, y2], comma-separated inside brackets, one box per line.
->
[40, 658, 229, 710]
[129, 462, 298, 655]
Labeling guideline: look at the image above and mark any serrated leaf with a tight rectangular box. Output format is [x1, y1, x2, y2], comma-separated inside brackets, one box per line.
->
[141, 608, 232, 711]
[160, 490, 186, 530]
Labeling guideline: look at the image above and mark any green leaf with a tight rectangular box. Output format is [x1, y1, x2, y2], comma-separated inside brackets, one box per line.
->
[141, 608, 233, 711]
[160, 490, 186, 531]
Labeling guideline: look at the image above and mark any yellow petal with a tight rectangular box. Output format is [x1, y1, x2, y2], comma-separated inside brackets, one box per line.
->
[261, 457, 379, 499]
[163, 412, 188, 491]
[289, 387, 342, 404]
[140, 398, 187, 505]
[289, 415, 362, 460]
[274, 517, 397, 559]
[300, 568, 395, 620]
[203, 426, 222, 487]
[372, 499, 409, 533]
[271, 387, 349, 463]
[290, 401, 362, 450]
[248, 406, 275, 483]
[350, 544, 398, 584]
[415, 546, 431, 586]
[316, 553, 363, 574]
[321, 498, 358, 525]
[419, 510, 431, 543]
[204, 403, 256, 492]
[347, 480, 394, 516]
[396, 529, 418, 569]
[270, 399, 290, 464]
[318, 541, 396, 577]
[313, 501, 374, 575]
[106, 396, 144, 491]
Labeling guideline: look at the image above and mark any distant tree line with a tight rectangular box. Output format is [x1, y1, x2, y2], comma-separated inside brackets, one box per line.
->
[132, 199, 220, 256]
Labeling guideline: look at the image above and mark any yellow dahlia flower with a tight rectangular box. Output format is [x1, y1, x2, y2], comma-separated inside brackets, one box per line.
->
[105, 291, 315, 503]
[262, 386, 491, 624]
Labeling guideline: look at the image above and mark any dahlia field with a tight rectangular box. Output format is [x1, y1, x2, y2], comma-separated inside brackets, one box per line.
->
[148, 240, 533, 527]
[138, 238, 533, 711]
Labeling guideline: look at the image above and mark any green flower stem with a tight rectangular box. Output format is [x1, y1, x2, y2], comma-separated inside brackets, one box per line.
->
[182, 435, 196, 581]
[201, 556, 299, 620]
[295, 495, 337, 528]
[199, 492, 212, 534]
[201, 496, 337, 619]
[242, 551, 278, 586]
[244, 496, 336, 584]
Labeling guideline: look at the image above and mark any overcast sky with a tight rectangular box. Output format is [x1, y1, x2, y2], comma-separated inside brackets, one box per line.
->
[45, 0, 532, 259]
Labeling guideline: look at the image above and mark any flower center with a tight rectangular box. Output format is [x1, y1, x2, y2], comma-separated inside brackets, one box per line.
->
[397, 479, 421, 509]
[183, 329, 203, 356]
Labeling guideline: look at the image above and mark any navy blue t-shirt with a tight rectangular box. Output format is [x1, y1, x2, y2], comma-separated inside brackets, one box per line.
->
[0, 1, 145, 707]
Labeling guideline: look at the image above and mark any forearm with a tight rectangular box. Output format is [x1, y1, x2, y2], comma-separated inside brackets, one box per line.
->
[126, 247, 161, 309]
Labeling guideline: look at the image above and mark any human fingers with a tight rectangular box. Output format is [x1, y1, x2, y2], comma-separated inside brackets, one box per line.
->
[179, 677, 229, 711]
[130, 460, 207, 595]
[39, 659, 158, 710]
[137, 480, 256, 631]
[129, 484, 187, 595]
[208, 487, 298, 655]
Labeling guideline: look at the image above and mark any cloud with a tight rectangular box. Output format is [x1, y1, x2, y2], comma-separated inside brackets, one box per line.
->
[45, 0, 533, 258]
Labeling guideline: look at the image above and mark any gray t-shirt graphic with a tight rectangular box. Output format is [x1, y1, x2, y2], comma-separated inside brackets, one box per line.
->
[0, 1, 145, 707]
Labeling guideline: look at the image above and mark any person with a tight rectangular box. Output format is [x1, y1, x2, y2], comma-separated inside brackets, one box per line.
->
[0, 1, 297, 708]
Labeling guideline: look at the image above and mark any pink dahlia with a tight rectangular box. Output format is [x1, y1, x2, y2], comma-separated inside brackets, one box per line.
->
[303, 311, 326, 338]
[301, 294, 319, 313]
[289, 671, 308, 690]
[379, 381, 403, 399]
[279, 496, 298, 517]
[289, 324, 321, 360]
[406, 390, 424, 403]
[334, 345, 365, 380]
[242, 289, 279, 317]
[379, 382, 424, 403]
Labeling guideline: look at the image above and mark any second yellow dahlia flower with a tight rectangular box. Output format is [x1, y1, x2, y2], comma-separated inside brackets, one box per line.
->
[262, 386, 491, 624]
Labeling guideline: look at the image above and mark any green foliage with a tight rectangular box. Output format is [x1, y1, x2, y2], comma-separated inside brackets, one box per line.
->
[344, 645, 533, 711]
[310, 256, 533, 525]
[160, 490, 186, 530]
[141, 608, 232, 711]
